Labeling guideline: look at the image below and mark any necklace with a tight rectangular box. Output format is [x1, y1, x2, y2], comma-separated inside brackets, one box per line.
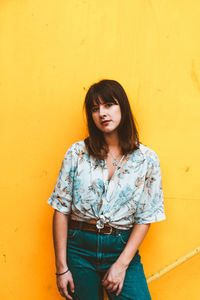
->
[108, 151, 123, 166]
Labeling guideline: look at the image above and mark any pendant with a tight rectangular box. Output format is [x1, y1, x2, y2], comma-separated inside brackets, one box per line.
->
[112, 159, 118, 166]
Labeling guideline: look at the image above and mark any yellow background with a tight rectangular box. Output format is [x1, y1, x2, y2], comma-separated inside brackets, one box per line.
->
[1, 1, 200, 299]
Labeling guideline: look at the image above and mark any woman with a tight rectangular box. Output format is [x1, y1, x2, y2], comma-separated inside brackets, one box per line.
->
[47, 79, 166, 300]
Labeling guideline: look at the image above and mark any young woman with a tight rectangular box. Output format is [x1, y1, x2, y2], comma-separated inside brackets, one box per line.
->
[47, 79, 166, 300]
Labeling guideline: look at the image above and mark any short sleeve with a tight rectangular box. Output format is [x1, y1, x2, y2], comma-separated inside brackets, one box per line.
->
[47, 143, 77, 214]
[134, 154, 166, 224]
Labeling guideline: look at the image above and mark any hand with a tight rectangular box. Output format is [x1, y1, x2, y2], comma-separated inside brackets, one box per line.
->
[102, 261, 127, 296]
[56, 270, 74, 299]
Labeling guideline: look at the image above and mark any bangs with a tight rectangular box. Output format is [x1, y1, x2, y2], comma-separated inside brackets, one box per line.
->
[84, 79, 140, 158]
[91, 92, 118, 109]
[85, 80, 120, 112]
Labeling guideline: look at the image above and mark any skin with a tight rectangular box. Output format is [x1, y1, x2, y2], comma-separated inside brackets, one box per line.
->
[53, 97, 150, 298]
[91, 97, 122, 139]
[101, 223, 150, 296]
[53, 211, 73, 299]
[91, 97, 150, 296]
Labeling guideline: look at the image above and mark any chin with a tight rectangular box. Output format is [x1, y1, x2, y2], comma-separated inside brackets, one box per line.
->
[103, 128, 118, 134]
[98, 124, 118, 134]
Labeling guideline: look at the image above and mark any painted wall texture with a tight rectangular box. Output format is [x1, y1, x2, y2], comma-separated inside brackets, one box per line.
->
[1, 1, 200, 299]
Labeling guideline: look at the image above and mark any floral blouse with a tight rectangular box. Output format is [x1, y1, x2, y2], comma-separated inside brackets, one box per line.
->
[47, 140, 166, 230]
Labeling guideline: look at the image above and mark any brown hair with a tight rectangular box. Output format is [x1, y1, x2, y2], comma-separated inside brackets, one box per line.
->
[83, 79, 140, 159]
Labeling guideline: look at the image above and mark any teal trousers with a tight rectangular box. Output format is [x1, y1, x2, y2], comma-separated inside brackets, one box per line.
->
[67, 227, 151, 300]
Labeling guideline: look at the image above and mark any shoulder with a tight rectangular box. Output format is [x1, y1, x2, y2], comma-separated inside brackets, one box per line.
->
[138, 143, 161, 167]
[69, 139, 86, 152]
[64, 139, 87, 157]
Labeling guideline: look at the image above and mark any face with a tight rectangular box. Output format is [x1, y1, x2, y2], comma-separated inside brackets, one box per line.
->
[91, 97, 121, 135]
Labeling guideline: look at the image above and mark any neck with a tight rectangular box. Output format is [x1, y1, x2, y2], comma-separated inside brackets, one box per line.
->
[104, 131, 121, 150]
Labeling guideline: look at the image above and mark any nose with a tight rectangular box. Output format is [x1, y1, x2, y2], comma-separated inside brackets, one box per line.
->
[99, 105, 107, 117]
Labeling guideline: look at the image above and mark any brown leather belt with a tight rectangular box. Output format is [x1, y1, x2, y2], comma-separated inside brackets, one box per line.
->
[69, 219, 121, 235]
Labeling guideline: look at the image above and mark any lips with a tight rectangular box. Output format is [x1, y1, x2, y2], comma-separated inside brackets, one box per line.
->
[101, 120, 111, 125]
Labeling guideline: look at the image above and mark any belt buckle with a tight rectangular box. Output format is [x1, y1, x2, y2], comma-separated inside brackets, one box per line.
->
[103, 225, 113, 235]
[97, 225, 113, 235]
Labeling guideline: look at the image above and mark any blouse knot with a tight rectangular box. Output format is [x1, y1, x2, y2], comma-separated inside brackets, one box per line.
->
[96, 213, 110, 229]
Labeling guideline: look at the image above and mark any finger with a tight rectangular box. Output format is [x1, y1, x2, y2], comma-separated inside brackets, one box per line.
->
[110, 283, 119, 293]
[116, 282, 123, 296]
[61, 287, 72, 300]
[68, 278, 75, 294]
[102, 279, 111, 288]
[112, 283, 119, 292]
[102, 278, 109, 287]
[58, 289, 66, 298]
[102, 272, 108, 282]
[105, 283, 115, 291]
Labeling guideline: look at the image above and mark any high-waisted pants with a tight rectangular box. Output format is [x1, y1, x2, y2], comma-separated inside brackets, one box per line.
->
[66, 227, 151, 300]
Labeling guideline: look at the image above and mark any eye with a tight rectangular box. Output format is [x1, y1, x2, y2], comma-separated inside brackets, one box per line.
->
[91, 106, 99, 113]
[105, 103, 113, 107]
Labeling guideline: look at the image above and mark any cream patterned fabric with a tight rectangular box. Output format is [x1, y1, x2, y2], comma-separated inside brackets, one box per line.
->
[47, 140, 166, 229]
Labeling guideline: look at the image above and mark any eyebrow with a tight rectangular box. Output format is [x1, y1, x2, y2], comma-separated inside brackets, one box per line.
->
[91, 103, 99, 108]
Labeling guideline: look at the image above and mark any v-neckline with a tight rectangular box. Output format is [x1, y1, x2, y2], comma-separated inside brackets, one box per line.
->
[104, 154, 125, 184]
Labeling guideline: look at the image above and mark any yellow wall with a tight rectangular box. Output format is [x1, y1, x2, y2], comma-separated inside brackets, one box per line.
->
[1, 1, 200, 299]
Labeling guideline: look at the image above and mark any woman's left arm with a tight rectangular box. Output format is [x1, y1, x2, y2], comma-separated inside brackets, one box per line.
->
[102, 223, 150, 296]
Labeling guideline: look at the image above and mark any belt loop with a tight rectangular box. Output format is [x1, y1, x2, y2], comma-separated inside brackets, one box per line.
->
[115, 228, 120, 236]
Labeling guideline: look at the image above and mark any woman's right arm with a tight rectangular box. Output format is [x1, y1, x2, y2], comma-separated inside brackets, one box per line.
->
[53, 210, 74, 299]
